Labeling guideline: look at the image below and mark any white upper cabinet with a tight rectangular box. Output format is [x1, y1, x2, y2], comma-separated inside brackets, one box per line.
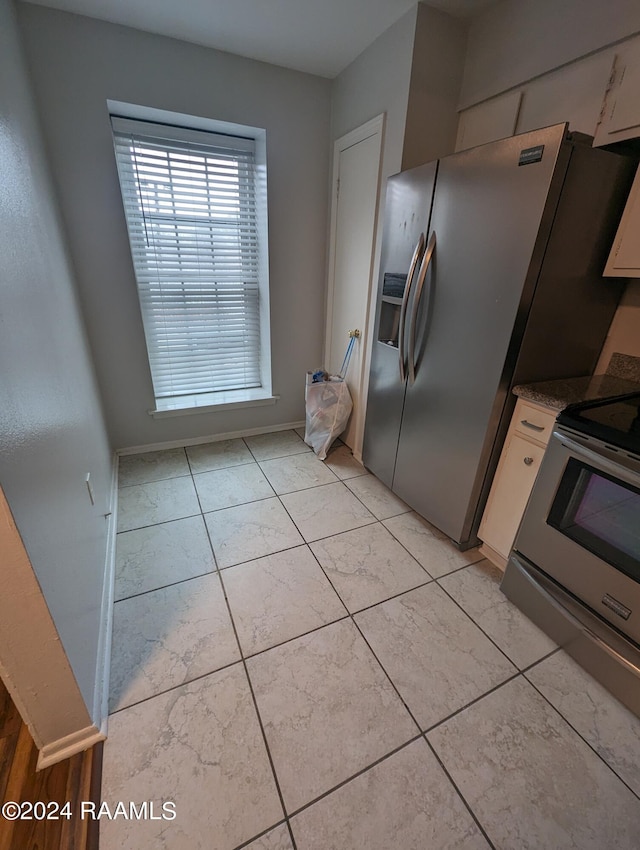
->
[604, 163, 640, 277]
[455, 91, 522, 152]
[594, 45, 640, 148]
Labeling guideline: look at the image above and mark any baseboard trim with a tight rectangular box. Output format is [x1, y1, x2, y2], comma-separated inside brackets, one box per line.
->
[117, 420, 306, 455]
[37, 454, 119, 769]
[37, 724, 106, 771]
[91, 451, 119, 739]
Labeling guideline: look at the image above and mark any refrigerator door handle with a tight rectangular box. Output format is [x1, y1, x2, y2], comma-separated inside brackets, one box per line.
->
[398, 232, 425, 383]
[408, 231, 436, 386]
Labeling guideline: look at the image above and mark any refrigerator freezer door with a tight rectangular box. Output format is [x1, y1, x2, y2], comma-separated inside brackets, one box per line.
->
[363, 161, 437, 488]
[392, 125, 568, 545]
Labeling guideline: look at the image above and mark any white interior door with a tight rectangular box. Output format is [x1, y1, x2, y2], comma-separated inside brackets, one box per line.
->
[326, 115, 384, 455]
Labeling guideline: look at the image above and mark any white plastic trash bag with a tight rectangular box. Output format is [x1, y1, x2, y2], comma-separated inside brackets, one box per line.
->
[304, 372, 353, 460]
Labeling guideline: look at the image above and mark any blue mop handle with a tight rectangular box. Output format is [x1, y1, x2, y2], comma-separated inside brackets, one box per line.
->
[339, 335, 356, 379]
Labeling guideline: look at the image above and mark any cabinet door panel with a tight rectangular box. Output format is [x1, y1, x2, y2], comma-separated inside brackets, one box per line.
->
[595, 48, 640, 148]
[605, 165, 640, 276]
[479, 435, 545, 561]
[608, 59, 640, 135]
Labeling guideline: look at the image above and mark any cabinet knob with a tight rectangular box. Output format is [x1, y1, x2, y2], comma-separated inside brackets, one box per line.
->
[523, 456, 534, 466]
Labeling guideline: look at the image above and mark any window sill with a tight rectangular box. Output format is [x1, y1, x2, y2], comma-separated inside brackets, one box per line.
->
[149, 389, 279, 419]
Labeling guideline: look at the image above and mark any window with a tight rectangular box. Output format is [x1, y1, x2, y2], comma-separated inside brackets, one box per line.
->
[111, 115, 271, 413]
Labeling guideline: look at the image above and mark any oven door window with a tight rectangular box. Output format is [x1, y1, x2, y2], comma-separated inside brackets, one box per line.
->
[547, 458, 640, 583]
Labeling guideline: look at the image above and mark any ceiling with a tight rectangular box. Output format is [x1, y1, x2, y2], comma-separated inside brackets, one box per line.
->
[22, 0, 497, 78]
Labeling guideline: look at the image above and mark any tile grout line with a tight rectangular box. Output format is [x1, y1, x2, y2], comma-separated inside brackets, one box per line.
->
[523, 671, 640, 802]
[422, 734, 498, 850]
[242, 431, 312, 465]
[113, 569, 480, 713]
[121, 447, 478, 557]
[261, 461, 377, 553]
[202, 491, 300, 850]
[300, 524, 429, 726]
[378, 515, 485, 583]
[230, 818, 290, 850]
[118, 510, 202, 535]
[107, 656, 243, 716]
[116, 493, 494, 611]
[344, 485, 398, 515]
[117, 471, 193, 489]
[118, 526, 406, 604]
[433, 565, 615, 758]
[270, 494, 353, 625]
[338, 574, 435, 617]
[336, 476, 409, 528]
[304, 522, 524, 741]
[112, 504, 639, 821]
[282, 733, 425, 820]
[117, 441, 297, 846]
[335, 472, 483, 582]
[253, 442, 343, 490]
[280, 500, 533, 845]
[186, 447, 219, 568]
[422, 670, 523, 736]
[210, 450, 528, 843]
[116, 441, 640, 845]
[114, 443, 488, 845]
[519, 645, 562, 674]
[113, 565, 219, 604]
[270, 512, 508, 845]
[285, 818, 298, 850]
[219, 470, 442, 850]
[118, 436, 360, 486]
[216, 619, 300, 848]
[434, 577, 524, 671]
[233, 609, 352, 661]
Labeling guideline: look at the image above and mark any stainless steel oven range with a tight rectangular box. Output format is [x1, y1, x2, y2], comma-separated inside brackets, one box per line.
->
[501, 392, 640, 717]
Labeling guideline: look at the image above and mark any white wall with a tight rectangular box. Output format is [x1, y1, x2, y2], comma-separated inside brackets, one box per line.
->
[331, 3, 465, 175]
[458, 0, 640, 370]
[17, 4, 332, 450]
[0, 0, 113, 730]
[402, 3, 467, 169]
[329, 3, 466, 448]
[331, 5, 417, 184]
[330, 3, 466, 441]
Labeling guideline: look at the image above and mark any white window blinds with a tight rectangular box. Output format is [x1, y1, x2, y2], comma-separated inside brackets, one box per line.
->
[111, 117, 261, 399]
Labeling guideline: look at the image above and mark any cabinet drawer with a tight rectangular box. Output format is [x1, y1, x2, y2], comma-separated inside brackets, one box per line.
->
[479, 434, 546, 562]
[513, 401, 556, 446]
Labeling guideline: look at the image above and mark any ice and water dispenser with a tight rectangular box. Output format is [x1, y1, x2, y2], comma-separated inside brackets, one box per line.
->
[377, 273, 406, 348]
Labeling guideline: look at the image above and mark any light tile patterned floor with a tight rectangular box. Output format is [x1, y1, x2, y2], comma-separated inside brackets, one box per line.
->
[103, 430, 640, 850]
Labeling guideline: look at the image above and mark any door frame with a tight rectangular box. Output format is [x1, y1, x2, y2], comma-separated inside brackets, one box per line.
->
[324, 113, 385, 460]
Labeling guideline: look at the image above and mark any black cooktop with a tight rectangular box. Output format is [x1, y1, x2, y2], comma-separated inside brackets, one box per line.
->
[558, 392, 640, 457]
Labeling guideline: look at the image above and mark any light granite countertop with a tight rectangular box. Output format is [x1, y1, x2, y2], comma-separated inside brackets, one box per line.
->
[513, 353, 640, 411]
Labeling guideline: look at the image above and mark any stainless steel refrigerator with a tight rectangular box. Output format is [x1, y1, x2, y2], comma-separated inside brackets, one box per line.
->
[362, 123, 636, 549]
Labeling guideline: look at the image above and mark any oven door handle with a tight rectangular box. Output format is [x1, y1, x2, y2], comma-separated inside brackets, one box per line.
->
[510, 556, 640, 678]
[555, 431, 640, 489]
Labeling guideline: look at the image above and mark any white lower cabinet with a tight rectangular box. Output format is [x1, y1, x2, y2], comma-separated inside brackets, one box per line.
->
[478, 399, 555, 570]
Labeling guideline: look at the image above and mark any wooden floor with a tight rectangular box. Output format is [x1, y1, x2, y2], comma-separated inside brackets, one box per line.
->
[0, 680, 101, 850]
